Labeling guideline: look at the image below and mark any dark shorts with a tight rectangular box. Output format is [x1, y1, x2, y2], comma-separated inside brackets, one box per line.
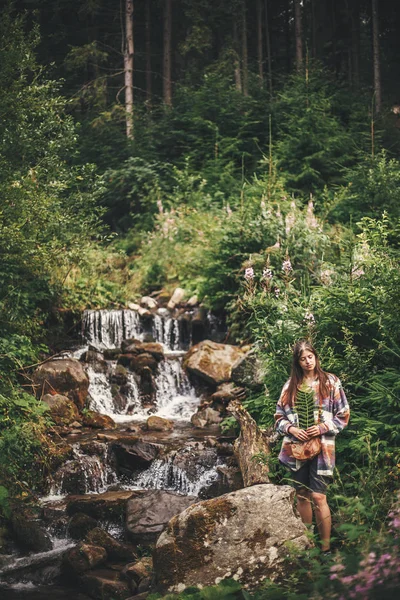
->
[287, 456, 332, 494]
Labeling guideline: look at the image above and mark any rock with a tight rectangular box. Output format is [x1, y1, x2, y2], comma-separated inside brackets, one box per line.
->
[211, 383, 243, 403]
[52, 457, 107, 496]
[122, 342, 164, 362]
[67, 491, 139, 521]
[117, 354, 135, 368]
[198, 465, 244, 499]
[191, 307, 208, 344]
[79, 350, 108, 373]
[41, 393, 80, 426]
[111, 364, 128, 385]
[122, 557, 153, 589]
[128, 303, 140, 311]
[167, 287, 186, 310]
[130, 353, 158, 374]
[81, 411, 116, 430]
[70, 421, 82, 428]
[10, 511, 52, 554]
[138, 307, 152, 319]
[140, 296, 158, 310]
[191, 407, 222, 428]
[86, 528, 136, 561]
[146, 416, 173, 432]
[126, 490, 197, 544]
[183, 340, 244, 386]
[68, 513, 99, 540]
[79, 441, 108, 457]
[187, 295, 199, 307]
[139, 367, 156, 405]
[121, 338, 141, 353]
[81, 568, 131, 600]
[231, 350, 265, 390]
[112, 438, 162, 473]
[103, 348, 122, 361]
[33, 358, 89, 409]
[62, 543, 106, 575]
[154, 485, 311, 593]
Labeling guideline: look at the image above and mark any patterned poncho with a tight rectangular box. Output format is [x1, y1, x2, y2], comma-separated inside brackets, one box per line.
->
[274, 374, 350, 476]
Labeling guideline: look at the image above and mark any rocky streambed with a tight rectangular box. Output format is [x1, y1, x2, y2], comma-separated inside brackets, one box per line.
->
[0, 293, 309, 599]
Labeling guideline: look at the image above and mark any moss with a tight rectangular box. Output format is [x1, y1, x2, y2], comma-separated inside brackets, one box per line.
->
[156, 497, 237, 590]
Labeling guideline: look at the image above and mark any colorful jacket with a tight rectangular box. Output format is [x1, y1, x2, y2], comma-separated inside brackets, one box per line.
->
[274, 374, 350, 476]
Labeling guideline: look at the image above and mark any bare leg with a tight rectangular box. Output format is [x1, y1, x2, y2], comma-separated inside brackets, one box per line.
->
[296, 488, 313, 526]
[312, 492, 331, 551]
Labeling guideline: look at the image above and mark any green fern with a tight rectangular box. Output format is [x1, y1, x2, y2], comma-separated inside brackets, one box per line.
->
[294, 384, 317, 429]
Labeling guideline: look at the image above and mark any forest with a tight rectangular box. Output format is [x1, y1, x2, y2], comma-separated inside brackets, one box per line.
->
[1, 0, 400, 598]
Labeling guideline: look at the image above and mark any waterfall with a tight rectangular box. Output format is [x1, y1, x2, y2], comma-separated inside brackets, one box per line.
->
[154, 359, 198, 419]
[82, 309, 142, 349]
[132, 456, 220, 496]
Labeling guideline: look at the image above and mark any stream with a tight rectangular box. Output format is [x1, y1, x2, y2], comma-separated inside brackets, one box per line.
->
[0, 308, 234, 599]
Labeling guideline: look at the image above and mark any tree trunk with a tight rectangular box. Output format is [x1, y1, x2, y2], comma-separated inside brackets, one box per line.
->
[226, 400, 273, 486]
[145, 0, 152, 106]
[241, 1, 249, 96]
[233, 20, 242, 93]
[256, 0, 263, 83]
[294, 0, 303, 71]
[371, 0, 381, 114]
[264, 0, 272, 95]
[124, 0, 134, 139]
[163, 0, 172, 106]
[350, 0, 361, 87]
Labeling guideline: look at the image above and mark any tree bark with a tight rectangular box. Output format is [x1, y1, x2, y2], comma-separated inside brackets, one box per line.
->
[256, 0, 263, 83]
[371, 0, 382, 113]
[226, 400, 273, 486]
[350, 0, 360, 87]
[124, 0, 134, 139]
[145, 0, 152, 106]
[241, 1, 249, 96]
[294, 0, 303, 71]
[264, 0, 272, 95]
[163, 0, 172, 106]
[233, 20, 242, 93]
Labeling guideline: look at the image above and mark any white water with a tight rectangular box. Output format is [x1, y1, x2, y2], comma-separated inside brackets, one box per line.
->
[132, 457, 219, 496]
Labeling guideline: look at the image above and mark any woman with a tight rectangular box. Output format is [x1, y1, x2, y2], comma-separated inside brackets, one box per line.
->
[274, 339, 350, 553]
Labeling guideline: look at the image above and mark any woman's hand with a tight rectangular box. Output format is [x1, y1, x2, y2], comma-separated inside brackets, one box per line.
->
[306, 425, 321, 438]
[288, 426, 309, 441]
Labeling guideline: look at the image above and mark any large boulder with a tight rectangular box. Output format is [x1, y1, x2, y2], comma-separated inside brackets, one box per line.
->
[191, 407, 222, 428]
[67, 491, 139, 521]
[85, 528, 136, 562]
[126, 490, 197, 544]
[231, 350, 265, 390]
[111, 437, 162, 474]
[183, 341, 244, 386]
[153, 484, 310, 593]
[10, 510, 52, 554]
[42, 393, 80, 426]
[33, 359, 89, 410]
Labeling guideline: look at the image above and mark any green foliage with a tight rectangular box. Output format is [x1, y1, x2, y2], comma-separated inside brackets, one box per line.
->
[294, 384, 317, 430]
[148, 579, 244, 600]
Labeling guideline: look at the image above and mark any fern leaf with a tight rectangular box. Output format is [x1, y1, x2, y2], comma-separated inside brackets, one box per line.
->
[294, 384, 317, 429]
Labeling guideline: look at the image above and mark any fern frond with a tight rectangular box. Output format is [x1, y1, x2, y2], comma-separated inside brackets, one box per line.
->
[294, 384, 317, 429]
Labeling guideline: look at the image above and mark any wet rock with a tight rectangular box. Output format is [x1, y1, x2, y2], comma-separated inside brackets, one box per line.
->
[139, 367, 156, 405]
[33, 358, 89, 410]
[191, 307, 208, 344]
[111, 437, 162, 473]
[68, 512, 99, 540]
[191, 407, 222, 428]
[126, 490, 197, 544]
[198, 465, 244, 499]
[103, 348, 122, 361]
[81, 411, 116, 430]
[80, 350, 108, 373]
[231, 349, 266, 390]
[154, 485, 311, 593]
[52, 457, 106, 496]
[86, 528, 136, 561]
[122, 556, 153, 590]
[113, 391, 129, 413]
[111, 364, 128, 385]
[146, 416, 173, 432]
[130, 353, 158, 374]
[121, 338, 141, 352]
[183, 340, 244, 386]
[67, 491, 139, 521]
[140, 296, 158, 310]
[10, 510, 52, 554]
[81, 568, 131, 600]
[62, 543, 106, 575]
[80, 441, 108, 457]
[42, 393, 80, 426]
[167, 288, 186, 310]
[138, 307, 152, 319]
[171, 445, 218, 480]
[117, 353, 135, 368]
[128, 342, 164, 362]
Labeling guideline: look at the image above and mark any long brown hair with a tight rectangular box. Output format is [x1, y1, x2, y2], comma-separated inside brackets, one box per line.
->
[282, 339, 331, 407]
